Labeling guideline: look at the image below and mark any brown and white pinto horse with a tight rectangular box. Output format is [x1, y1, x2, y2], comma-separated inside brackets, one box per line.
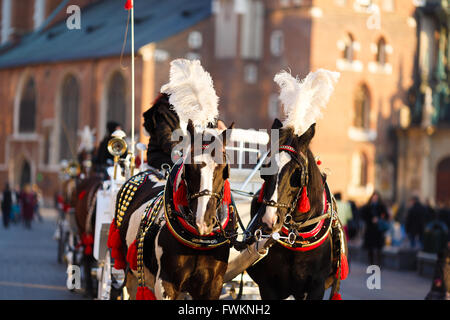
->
[246, 120, 348, 300]
[108, 120, 236, 300]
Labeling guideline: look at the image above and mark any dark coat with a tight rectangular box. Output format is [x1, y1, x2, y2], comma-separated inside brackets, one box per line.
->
[20, 191, 36, 221]
[405, 202, 426, 236]
[361, 201, 389, 249]
[95, 135, 115, 167]
[143, 93, 180, 170]
[1, 189, 12, 213]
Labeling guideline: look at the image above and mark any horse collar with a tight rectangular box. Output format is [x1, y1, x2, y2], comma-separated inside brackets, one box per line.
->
[164, 161, 235, 250]
[277, 182, 336, 252]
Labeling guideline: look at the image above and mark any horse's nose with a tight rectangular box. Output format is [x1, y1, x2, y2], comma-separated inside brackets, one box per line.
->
[262, 209, 278, 230]
[197, 221, 213, 236]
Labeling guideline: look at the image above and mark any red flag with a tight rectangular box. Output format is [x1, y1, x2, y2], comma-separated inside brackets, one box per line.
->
[125, 0, 133, 10]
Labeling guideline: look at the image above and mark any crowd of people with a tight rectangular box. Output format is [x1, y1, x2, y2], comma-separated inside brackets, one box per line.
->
[336, 191, 450, 264]
[0, 183, 43, 230]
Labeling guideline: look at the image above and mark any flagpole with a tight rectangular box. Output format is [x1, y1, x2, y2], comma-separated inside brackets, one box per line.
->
[130, 0, 135, 175]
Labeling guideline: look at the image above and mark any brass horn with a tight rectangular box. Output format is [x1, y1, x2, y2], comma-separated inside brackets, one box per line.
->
[67, 161, 81, 178]
[107, 138, 127, 158]
[107, 130, 127, 179]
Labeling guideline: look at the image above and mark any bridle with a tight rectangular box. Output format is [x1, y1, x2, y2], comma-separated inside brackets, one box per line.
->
[179, 144, 228, 227]
[260, 145, 309, 215]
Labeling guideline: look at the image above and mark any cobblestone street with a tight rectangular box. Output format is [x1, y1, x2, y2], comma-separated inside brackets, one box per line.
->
[0, 208, 433, 300]
[0, 209, 82, 300]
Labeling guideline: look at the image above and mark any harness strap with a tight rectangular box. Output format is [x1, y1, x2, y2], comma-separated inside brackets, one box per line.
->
[291, 212, 331, 230]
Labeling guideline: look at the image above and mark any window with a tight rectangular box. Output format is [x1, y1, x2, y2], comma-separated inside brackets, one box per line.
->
[351, 152, 368, 187]
[107, 72, 127, 132]
[188, 31, 202, 49]
[270, 30, 284, 57]
[376, 37, 387, 65]
[354, 84, 371, 129]
[240, 0, 264, 59]
[1, 0, 12, 44]
[244, 64, 258, 84]
[19, 78, 37, 133]
[214, 0, 238, 58]
[268, 93, 280, 119]
[59, 75, 80, 161]
[33, 0, 46, 30]
[343, 33, 355, 62]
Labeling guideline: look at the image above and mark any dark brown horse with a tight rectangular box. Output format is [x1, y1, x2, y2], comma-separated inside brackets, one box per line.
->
[246, 120, 348, 300]
[109, 120, 236, 299]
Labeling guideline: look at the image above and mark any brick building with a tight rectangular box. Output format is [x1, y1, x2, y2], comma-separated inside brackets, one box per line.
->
[0, 0, 447, 208]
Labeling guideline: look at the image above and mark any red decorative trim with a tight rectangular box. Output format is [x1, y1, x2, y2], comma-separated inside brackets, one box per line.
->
[126, 240, 138, 271]
[279, 145, 297, 155]
[257, 182, 266, 203]
[278, 232, 329, 252]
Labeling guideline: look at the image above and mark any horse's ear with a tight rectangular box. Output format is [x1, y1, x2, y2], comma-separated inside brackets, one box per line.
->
[296, 123, 316, 146]
[271, 118, 283, 129]
[223, 164, 230, 180]
[187, 119, 195, 138]
[221, 122, 234, 147]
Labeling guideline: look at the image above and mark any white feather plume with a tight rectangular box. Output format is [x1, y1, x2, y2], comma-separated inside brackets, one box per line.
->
[160, 59, 219, 129]
[274, 69, 340, 136]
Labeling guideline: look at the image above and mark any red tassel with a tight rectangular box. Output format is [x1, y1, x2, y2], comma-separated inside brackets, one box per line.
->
[222, 180, 231, 204]
[78, 190, 87, 201]
[336, 254, 349, 280]
[136, 286, 156, 300]
[124, 0, 133, 10]
[107, 219, 122, 249]
[317, 160, 322, 165]
[173, 181, 188, 211]
[107, 219, 117, 248]
[127, 240, 138, 270]
[82, 233, 94, 256]
[331, 293, 342, 300]
[113, 258, 126, 270]
[257, 183, 266, 203]
[143, 287, 156, 300]
[297, 187, 310, 213]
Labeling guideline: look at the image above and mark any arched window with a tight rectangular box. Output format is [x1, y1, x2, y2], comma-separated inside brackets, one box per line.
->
[352, 152, 368, 187]
[59, 75, 80, 161]
[354, 84, 371, 129]
[343, 33, 354, 62]
[107, 72, 127, 132]
[19, 77, 37, 133]
[376, 37, 387, 65]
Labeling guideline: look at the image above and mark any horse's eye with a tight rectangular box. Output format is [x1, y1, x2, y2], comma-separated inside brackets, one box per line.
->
[290, 169, 301, 187]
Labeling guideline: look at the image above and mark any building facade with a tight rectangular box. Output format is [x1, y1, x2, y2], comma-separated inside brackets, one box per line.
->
[1, 0, 446, 208]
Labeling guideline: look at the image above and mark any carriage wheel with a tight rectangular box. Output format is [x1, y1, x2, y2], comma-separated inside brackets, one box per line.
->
[98, 250, 113, 300]
[97, 249, 124, 300]
[57, 224, 66, 264]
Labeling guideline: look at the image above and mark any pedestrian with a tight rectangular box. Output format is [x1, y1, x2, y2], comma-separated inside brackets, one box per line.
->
[360, 191, 389, 266]
[32, 184, 43, 222]
[20, 184, 36, 229]
[335, 192, 353, 240]
[405, 196, 426, 249]
[93, 121, 123, 173]
[1, 183, 12, 228]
